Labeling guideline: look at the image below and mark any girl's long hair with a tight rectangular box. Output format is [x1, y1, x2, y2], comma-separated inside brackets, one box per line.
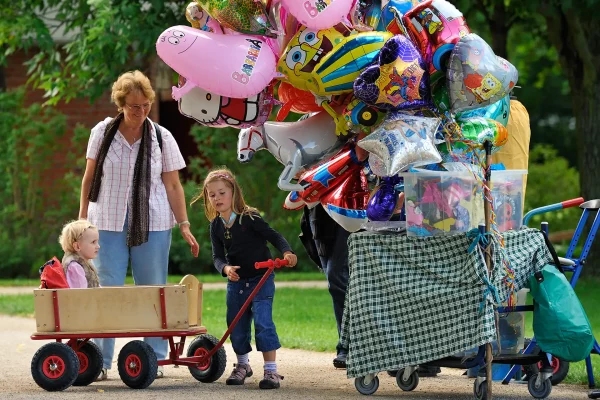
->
[191, 167, 259, 222]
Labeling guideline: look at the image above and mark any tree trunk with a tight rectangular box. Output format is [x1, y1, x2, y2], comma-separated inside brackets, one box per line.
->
[543, 5, 600, 276]
[0, 67, 5, 92]
[489, 4, 508, 59]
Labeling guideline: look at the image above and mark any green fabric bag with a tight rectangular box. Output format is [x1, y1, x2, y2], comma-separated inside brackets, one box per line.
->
[529, 264, 594, 362]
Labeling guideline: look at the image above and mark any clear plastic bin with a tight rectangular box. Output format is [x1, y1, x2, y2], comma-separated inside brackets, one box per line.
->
[456, 288, 528, 358]
[490, 170, 527, 232]
[401, 170, 527, 236]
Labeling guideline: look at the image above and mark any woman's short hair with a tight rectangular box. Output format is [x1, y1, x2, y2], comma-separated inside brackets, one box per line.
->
[111, 70, 155, 112]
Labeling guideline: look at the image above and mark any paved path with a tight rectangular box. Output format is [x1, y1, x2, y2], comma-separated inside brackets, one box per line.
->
[0, 315, 591, 399]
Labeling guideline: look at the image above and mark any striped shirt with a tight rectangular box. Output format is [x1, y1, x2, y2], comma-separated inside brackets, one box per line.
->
[86, 117, 186, 232]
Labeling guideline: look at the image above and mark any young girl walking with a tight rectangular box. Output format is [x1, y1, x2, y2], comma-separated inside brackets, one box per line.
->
[58, 219, 101, 288]
[192, 168, 297, 389]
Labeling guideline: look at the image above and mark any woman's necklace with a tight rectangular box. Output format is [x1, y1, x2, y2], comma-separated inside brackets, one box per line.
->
[220, 212, 237, 240]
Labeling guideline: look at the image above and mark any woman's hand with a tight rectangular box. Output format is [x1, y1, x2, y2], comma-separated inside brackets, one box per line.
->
[180, 224, 199, 257]
[283, 251, 297, 267]
[224, 265, 241, 281]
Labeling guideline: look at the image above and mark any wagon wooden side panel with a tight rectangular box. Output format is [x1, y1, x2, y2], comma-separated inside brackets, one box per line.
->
[34, 285, 190, 334]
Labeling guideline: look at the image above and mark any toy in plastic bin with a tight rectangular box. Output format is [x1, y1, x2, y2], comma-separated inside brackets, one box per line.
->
[403, 170, 483, 236]
[490, 170, 527, 232]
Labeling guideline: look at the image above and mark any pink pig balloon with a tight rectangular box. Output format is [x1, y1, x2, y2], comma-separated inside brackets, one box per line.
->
[281, 0, 354, 30]
[156, 25, 278, 99]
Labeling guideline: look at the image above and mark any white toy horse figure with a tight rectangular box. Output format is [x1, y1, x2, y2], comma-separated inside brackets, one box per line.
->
[237, 111, 346, 192]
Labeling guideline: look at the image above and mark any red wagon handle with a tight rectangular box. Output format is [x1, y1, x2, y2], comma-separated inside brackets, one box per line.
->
[255, 258, 289, 269]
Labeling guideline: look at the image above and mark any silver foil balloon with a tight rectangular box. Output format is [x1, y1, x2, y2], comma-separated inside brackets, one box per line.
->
[446, 33, 518, 113]
[358, 112, 442, 176]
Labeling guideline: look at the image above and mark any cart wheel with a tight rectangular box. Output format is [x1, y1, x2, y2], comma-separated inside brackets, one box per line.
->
[354, 375, 379, 395]
[31, 342, 80, 391]
[473, 379, 488, 400]
[187, 334, 226, 383]
[527, 373, 553, 399]
[73, 340, 103, 386]
[117, 340, 157, 389]
[396, 368, 419, 391]
[542, 356, 569, 385]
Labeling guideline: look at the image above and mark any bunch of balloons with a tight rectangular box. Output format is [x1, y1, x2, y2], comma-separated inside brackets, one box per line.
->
[156, 0, 519, 232]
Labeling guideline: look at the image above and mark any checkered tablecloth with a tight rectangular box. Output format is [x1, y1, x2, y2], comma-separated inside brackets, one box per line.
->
[340, 228, 552, 378]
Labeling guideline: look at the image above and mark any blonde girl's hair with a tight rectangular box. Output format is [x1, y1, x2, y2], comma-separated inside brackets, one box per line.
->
[59, 219, 98, 254]
[191, 167, 259, 222]
[111, 70, 156, 112]
[58, 219, 101, 288]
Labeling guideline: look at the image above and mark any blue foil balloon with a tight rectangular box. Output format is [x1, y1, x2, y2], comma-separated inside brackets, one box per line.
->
[367, 176, 402, 221]
[353, 35, 431, 111]
[457, 94, 511, 127]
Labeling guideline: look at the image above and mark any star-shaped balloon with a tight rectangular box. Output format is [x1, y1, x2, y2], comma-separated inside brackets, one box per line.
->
[358, 113, 442, 176]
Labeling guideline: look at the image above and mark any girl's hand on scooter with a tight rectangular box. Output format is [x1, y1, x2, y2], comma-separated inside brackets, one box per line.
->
[283, 252, 297, 267]
[224, 265, 241, 281]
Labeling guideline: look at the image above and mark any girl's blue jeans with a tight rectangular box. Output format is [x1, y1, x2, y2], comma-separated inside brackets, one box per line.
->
[226, 273, 281, 355]
[92, 227, 172, 369]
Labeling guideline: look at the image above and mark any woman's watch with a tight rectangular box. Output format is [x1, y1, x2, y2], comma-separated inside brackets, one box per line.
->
[178, 220, 191, 228]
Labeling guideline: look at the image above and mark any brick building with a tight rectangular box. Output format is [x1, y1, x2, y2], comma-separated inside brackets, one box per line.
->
[3, 50, 199, 182]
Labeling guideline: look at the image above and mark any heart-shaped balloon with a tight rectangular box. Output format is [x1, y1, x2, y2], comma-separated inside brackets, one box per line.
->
[321, 170, 370, 232]
[354, 35, 430, 111]
[281, 0, 355, 30]
[197, 0, 276, 37]
[446, 33, 518, 113]
[358, 113, 442, 176]
[437, 117, 508, 163]
[457, 94, 510, 127]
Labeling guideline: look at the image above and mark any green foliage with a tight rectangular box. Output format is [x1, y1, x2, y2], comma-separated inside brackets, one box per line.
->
[524, 144, 581, 232]
[0, 87, 88, 277]
[1, 1, 187, 104]
[167, 124, 314, 276]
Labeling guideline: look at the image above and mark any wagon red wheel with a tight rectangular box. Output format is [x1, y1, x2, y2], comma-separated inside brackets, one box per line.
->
[77, 352, 89, 374]
[187, 334, 226, 383]
[43, 355, 66, 379]
[125, 354, 143, 377]
[72, 340, 103, 386]
[117, 340, 157, 389]
[193, 347, 210, 371]
[31, 342, 79, 391]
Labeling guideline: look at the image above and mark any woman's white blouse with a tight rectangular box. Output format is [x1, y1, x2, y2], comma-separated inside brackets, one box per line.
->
[86, 117, 186, 232]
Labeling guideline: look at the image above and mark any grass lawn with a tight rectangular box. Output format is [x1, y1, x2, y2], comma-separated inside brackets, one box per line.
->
[0, 270, 326, 287]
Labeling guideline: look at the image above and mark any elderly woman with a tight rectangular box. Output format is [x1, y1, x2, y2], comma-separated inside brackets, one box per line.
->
[79, 70, 199, 381]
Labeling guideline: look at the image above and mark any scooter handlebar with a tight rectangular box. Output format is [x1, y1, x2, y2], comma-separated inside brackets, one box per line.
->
[255, 258, 289, 269]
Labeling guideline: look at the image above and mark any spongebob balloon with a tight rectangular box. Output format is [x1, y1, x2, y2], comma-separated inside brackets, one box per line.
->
[278, 26, 392, 136]
[277, 26, 347, 92]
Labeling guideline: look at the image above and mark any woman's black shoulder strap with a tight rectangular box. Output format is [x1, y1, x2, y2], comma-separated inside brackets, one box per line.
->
[152, 121, 163, 152]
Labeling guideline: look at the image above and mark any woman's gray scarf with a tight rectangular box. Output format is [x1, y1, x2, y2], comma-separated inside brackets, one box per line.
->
[88, 113, 152, 247]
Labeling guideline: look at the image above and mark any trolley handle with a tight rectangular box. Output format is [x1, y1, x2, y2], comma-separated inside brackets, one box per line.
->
[523, 197, 584, 226]
[255, 258, 289, 269]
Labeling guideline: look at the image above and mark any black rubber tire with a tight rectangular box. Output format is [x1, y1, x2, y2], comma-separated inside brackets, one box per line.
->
[396, 368, 419, 391]
[524, 354, 570, 386]
[354, 375, 379, 395]
[549, 357, 569, 385]
[187, 334, 227, 383]
[528, 373, 553, 399]
[473, 379, 487, 400]
[31, 342, 80, 391]
[73, 340, 103, 386]
[117, 340, 157, 389]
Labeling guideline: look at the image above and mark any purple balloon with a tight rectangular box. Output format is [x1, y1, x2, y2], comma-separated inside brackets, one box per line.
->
[366, 176, 402, 221]
[354, 35, 431, 111]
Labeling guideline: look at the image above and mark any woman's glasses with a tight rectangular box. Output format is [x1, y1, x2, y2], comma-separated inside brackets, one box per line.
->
[126, 103, 152, 112]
